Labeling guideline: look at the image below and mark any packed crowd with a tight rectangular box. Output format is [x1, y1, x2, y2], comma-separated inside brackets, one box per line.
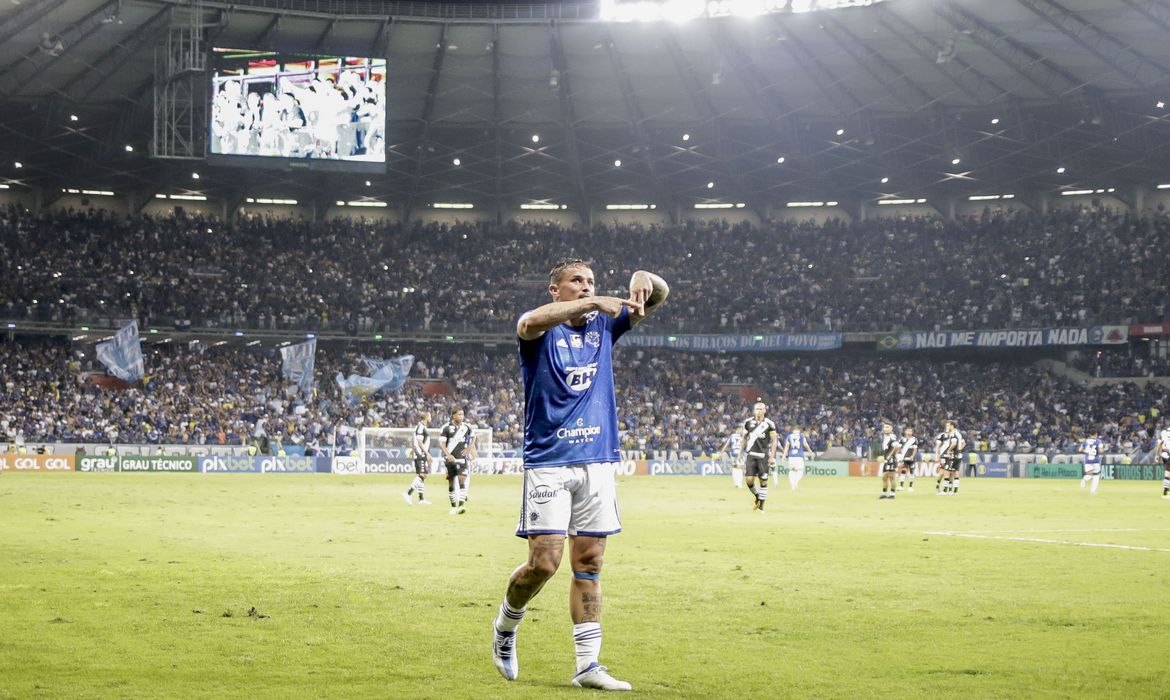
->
[2, 203, 1167, 335]
[2, 338, 1165, 456]
[1066, 349, 1170, 378]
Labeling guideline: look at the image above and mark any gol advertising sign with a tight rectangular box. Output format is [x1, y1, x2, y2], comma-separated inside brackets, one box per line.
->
[118, 455, 199, 473]
[0, 454, 75, 471]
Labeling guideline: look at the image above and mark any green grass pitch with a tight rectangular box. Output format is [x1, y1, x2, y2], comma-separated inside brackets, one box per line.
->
[1, 473, 1168, 699]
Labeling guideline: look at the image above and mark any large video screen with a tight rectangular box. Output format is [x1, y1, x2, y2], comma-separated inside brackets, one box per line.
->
[209, 48, 386, 172]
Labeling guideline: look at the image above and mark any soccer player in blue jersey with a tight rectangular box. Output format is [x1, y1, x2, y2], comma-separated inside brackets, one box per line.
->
[718, 428, 745, 488]
[1078, 430, 1105, 495]
[783, 424, 812, 491]
[491, 258, 668, 691]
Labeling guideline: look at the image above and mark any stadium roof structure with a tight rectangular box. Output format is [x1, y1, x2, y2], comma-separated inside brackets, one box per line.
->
[2, 0, 1170, 221]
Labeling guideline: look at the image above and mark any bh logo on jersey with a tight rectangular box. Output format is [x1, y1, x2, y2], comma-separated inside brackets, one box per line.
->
[564, 363, 599, 392]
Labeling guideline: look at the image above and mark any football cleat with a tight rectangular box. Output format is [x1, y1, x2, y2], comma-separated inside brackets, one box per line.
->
[457, 504, 467, 515]
[492, 623, 518, 680]
[418, 499, 432, 505]
[402, 492, 413, 505]
[571, 663, 631, 691]
[449, 507, 459, 515]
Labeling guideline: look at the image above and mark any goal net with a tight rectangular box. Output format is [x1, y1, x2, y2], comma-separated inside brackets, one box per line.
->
[357, 426, 493, 475]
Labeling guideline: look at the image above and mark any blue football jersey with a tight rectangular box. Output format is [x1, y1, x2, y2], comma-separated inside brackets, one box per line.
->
[518, 308, 631, 467]
[1081, 437, 1103, 464]
[785, 432, 807, 458]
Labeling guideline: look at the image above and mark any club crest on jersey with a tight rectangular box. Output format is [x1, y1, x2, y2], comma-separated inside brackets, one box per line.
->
[564, 363, 598, 392]
[570, 334, 584, 348]
[585, 331, 600, 348]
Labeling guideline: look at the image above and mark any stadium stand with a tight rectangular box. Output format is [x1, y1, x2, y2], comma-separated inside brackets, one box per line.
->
[1, 337, 1165, 456]
[1, 204, 1167, 335]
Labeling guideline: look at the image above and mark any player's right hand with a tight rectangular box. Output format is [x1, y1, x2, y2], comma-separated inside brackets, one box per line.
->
[591, 296, 640, 318]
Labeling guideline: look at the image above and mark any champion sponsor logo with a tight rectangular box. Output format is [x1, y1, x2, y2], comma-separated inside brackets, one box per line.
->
[528, 486, 560, 505]
[564, 363, 598, 392]
[556, 424, 602, 442]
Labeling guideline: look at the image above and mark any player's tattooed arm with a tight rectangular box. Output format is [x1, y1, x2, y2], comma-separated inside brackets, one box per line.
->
[517, 298, 638, 339]
[628, 270, 669, 325]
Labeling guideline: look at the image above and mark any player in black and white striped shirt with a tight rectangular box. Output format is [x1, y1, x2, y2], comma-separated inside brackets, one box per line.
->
[739, 402, 778, 511]
[897, 427, 919, 492]
[403, 411, 433, 506]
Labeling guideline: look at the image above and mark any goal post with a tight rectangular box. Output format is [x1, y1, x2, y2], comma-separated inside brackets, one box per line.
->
[357, 426, 493, 475]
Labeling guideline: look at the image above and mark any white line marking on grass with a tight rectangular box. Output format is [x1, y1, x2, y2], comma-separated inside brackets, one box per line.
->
[925, 531, 1170, 554]
[941, 528, 1170, 534]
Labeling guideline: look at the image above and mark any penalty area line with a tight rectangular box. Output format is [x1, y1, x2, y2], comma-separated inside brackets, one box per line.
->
[925, 531, 1170, 554]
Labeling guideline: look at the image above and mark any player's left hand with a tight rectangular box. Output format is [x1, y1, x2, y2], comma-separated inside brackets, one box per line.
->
[629, 272, 653, 315]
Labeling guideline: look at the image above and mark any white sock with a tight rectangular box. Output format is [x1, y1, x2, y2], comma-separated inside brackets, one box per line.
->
[732, 469, 743, 488]
[458, 487, 468, 504]
[1090, 475, 1099, 494]
[573, 622, 602, 673]
[496, 600, 526, 632]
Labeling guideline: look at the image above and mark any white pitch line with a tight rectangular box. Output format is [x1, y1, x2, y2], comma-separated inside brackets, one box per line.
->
[938, 528, 1170, 534]
[925, 531, 1170, 554]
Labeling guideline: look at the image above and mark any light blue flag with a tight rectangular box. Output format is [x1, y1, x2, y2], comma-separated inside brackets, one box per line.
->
[280, 338, 317, 394]
[95, 321, 145, 381]
[336, 354, 414, 400]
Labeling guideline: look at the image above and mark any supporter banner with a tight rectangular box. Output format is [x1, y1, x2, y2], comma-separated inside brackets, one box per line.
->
[95, 320, 145, 381]
[119, 455, 198, 472]
[77, 456, 118, 472]
[1103, 464, 1162, 481]
[623, 333, 842, 352]
[876, 326, 1128, 351]
[280, 338, 317, 394]
[1129, 323, 1170, 337]
[0, 454, 75, 471]
[1027, 463, 1082, 479]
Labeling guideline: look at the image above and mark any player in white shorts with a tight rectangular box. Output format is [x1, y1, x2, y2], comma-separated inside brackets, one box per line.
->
[491, 258, 669, 691]
[718, 429, 744, 488]
[1078, 430, 1105, 495]
[783, 424, 812, 491]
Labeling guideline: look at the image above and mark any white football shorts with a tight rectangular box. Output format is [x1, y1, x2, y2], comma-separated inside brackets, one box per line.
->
[1083, 463, 1101, 476]
[788, 457, 806, 472]
[516, 462, 621, 539]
